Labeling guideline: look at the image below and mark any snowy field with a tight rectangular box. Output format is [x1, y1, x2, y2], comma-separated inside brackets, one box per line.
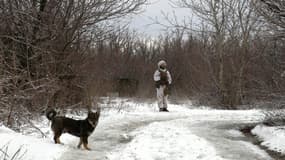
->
[0, 98, 284, 160]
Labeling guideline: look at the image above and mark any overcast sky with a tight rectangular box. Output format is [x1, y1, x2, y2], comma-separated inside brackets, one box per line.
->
[128, 0, 192, 36]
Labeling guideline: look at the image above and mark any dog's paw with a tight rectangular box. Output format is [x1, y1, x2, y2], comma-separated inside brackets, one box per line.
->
[84, 147, 92, 151]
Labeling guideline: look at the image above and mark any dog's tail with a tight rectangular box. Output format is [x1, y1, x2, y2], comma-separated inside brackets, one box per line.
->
[46, 107, 57, 121]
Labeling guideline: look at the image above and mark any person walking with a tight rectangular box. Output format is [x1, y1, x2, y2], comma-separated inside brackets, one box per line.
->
[153, 60, 172, 112]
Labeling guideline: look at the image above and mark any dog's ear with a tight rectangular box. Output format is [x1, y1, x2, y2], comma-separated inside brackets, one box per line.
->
[94, 107, 101, 114]
[87, 110, 96, 116]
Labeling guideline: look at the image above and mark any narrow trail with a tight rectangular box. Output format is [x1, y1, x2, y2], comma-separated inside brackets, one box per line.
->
[58, 109, 273, 160]
[58, 114, 186, 160]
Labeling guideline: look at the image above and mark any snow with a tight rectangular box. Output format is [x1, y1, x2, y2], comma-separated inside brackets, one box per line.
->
[226, 129, 245, 138]
[107, 121, 225, 160]
[237, 141, 273, 160]
[0, 125, 68, 160]
[98, 97, 202, 114]
[0, 98, 282, 160]
[252, 124, 285, 154]
[0, 125, 14, 133]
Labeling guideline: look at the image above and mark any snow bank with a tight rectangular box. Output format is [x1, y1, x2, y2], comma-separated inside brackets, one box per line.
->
[107, 121, 225, 160]
[252, 124, 285, 154]
[0, 125, 72, 160]
[226, 129, 245, 138]
[0, 125, 14, 133]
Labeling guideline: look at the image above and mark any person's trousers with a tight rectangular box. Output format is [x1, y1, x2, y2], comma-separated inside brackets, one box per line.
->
[156, 85, 168, 109]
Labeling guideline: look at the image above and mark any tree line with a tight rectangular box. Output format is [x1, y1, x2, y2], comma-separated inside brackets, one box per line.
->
[0, 0, 284, 126]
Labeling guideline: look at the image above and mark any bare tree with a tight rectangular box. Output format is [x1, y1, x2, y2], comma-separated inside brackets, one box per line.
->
[0, 0, 147, 126]
[160, 0, 266, 107]
[255, 0, 285, 38]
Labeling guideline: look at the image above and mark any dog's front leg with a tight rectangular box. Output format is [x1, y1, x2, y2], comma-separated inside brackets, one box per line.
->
[53, 131, 63, 144]
[83, 143, 91, 151]
[77, 138, 83, 149]
[82, 137, 91, 150]
[54, 135, 62, 144]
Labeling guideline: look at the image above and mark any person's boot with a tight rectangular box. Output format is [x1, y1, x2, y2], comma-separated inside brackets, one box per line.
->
[159, 108, 164, 112]
[163, 108, 169, 112]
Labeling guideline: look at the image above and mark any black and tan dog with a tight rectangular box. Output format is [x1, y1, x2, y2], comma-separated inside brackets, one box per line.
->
[46, 107, 100, 150]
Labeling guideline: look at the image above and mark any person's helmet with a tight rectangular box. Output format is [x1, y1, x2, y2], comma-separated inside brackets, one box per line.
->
[158, 60, 167, 71]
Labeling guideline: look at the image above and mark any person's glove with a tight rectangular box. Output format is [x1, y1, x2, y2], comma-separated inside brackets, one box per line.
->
[155, 81, 160, 88]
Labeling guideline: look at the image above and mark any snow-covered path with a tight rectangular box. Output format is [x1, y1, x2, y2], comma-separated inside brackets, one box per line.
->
[58, 106, 272, 160]
[59, 113, 188, 160]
